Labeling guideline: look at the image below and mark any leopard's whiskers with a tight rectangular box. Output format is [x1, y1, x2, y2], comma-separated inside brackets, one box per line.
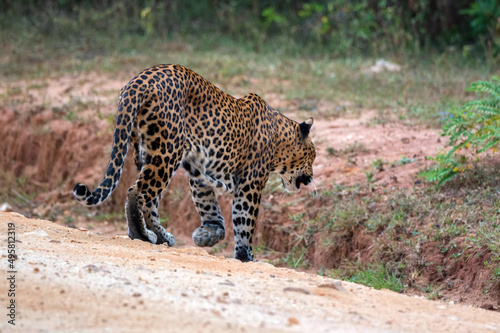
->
[308, 177, 319, 197]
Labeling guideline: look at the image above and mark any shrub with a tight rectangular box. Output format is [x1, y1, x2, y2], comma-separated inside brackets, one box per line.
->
[422, 77, 500, 185]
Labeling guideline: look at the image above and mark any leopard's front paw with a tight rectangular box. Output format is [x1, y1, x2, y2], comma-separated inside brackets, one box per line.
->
[192, 224, 225, 247]
[234, 245, 254, 262]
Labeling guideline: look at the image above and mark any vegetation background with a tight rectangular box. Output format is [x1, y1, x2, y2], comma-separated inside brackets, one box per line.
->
[1, 0, 499, 309]
[2, 0, 499, 57]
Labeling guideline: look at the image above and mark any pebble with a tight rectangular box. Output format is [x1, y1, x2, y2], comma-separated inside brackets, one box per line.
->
[24, 230, 49, 237]
[283, 287, 311, 295]
[318, 280, 347, 293]
[219, 280, 235, 286]
[0, 202, 13, 212]
[83, 264, 110, 274]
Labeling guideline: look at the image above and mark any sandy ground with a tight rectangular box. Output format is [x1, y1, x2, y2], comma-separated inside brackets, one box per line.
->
[1, 212, 499, 333]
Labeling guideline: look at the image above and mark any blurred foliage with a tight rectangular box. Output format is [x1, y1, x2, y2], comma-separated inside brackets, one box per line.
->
[1, 0, 499, 56]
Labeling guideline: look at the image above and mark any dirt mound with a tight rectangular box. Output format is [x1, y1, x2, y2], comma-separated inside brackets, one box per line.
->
[420, 239, 500, 310]
[0, 107, 107, 185]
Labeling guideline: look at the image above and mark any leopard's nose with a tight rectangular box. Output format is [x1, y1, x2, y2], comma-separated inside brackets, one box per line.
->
[295, 175, 312, 188]
[302, 175, 312, 186]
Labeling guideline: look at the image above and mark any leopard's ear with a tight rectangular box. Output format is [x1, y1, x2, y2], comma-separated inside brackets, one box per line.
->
[299, 118, 314, 137]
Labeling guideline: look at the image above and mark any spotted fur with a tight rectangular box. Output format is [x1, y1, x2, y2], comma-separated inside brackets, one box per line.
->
[74, 64, 316, 262]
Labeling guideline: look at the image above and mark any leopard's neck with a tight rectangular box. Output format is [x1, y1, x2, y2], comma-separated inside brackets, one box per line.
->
[269, 111, 300, 172]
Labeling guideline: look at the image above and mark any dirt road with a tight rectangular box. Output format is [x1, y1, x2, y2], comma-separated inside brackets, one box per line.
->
[1, 212, 499, 333]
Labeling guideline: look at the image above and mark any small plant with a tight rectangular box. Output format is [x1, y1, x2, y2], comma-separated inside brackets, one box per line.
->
[160, 216, 169, 226]
[211, 241, 228, 255]
[422, 77, 500, 185]
[484, 253, 500, 286]
[65, 216, 76, 228]
[421, 284, 442, 300]
[342, 141, 370, 156]
[289, 212, 305, 222]
[326, 146, 338, 157]
[365, 171, 374, 183]
[398, 156, 409, 165]
[343, 264, 405, 293]
[371, 158, 385, 172]
[280, 246, 308, 269]
[317, 266, 329, 276]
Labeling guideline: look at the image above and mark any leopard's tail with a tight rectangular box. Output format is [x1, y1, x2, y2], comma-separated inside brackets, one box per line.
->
[73, 80, 149, 206]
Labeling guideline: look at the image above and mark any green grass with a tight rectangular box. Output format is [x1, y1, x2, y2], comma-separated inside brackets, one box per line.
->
[345, 264, 406, 293]
[320, 263, 406, 293]
[0, 29, 494, 128]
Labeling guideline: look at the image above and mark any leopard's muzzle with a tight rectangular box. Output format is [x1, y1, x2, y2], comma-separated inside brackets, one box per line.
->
[295, 175, 312, 189]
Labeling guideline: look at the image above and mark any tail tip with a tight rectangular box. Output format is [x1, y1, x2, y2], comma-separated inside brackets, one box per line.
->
[73, 183, 90, 201]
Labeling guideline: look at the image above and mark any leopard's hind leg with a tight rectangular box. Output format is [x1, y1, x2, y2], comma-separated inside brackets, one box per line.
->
[126, 188, 158, 243]
[126, 103, 183, 245]
[143, 195, 175, 245]
[126, 158, 181, 245]
[127, 126, 147, 241]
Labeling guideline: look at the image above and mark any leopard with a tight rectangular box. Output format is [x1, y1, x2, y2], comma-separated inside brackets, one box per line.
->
[73, 64, 316, 262]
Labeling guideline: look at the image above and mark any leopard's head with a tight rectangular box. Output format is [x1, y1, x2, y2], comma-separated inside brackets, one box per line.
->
[276, 117, 316, 193]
